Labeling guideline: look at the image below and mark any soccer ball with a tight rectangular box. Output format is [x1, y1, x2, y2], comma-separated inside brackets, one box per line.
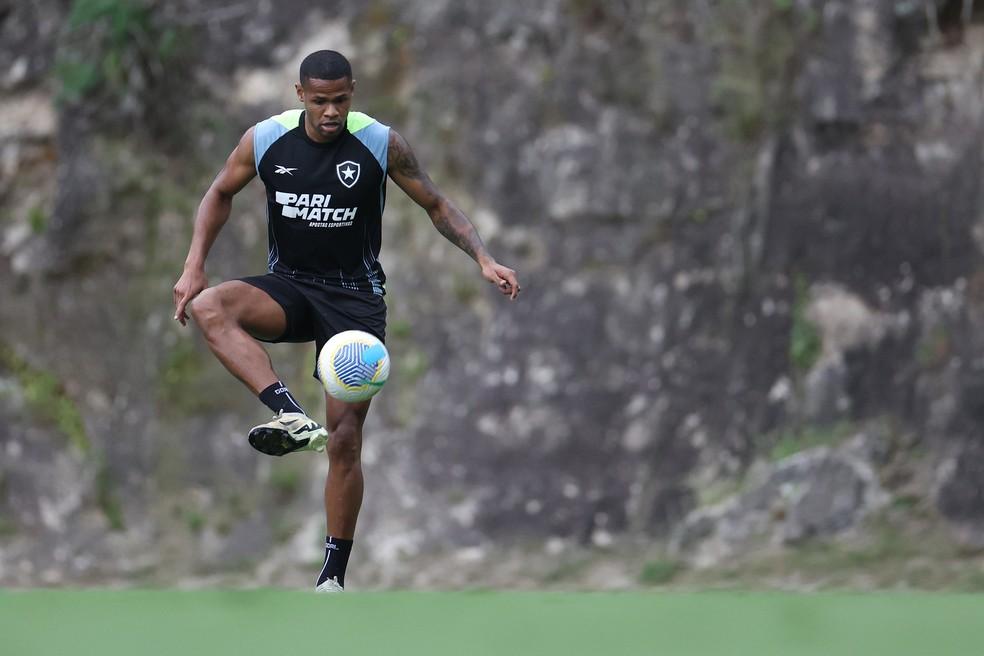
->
[317, 330, 390, 403]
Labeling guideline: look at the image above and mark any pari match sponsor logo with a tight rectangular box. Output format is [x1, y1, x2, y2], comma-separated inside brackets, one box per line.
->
[275, 191, 357, 228]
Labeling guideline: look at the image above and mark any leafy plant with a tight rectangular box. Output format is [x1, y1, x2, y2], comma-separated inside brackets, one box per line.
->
[97, 463, 125, 530]
[270, 466, 303, 502]
[56, 0, 188, 123]
[789, 274, 822, 373]
[639, 559, 682, 586]
[27, 206, 48, 235]
[768, 421, 851, 461]
[0, 342, 89, 453]
[712, 0, 819, 141]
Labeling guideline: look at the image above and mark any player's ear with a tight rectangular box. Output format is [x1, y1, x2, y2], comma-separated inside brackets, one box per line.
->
[295, 82, 304, 103]
[349, 78, 356, 94]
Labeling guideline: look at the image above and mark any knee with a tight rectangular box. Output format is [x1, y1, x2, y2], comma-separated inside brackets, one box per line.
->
[188, 287, 228, 333]
[326, 425, 362, 468]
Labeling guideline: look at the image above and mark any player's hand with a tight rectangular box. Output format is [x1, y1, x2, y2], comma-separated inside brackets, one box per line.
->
[173, 267, 207, 326]
[481, 260, 521, 300]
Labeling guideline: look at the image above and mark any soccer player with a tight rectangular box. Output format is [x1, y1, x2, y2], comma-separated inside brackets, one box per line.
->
[172, 50, 521, 592]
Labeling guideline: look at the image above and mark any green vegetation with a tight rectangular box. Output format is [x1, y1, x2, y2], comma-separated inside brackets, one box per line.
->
[0, 474, 13, 535]
[786, 517, 920, 572]
[0, 342, 89, 454]
[542, 557, 594, 584]
[183, 510, 205, 534]
[157, 340, 207, 413]
[400, 350, 429, 383]
[891, 493, 921, 510]
[391, 348, 430, 427]
[712, 0, 819, 141]
[56, 0, 182, 107]
[696, 477, 744, 507]
[689, 207, 710, 224]
[789, 274, 822, 373]
[27, 206, 47, 235]
[678, 504, 984, 592]
[269, 465, 303, 503]
[349, 4, 412, 123]
[639, 559, 682, 586]
[389, 319, 413, 341]
[452, 277, 480, 305]
[3, 589, 984, 656]
[96, 463, 125, 531]
[917, 325, 951, 369]
[159, 340, 203, 389]
[961, 569, 984, 593]
[157, 339, 245, 416]
[273, 518, 300, 544]
[768, 422, 851, 461]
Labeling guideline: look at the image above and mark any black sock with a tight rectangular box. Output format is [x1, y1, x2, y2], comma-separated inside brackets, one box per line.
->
[258, 381, 305, 415]
[316, 536, 353, 588]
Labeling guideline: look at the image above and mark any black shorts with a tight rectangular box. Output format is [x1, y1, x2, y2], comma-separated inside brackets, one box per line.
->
[239, 271, 386, 378]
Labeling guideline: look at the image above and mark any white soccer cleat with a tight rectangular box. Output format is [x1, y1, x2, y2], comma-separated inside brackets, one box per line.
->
[247, 411, 328, 457]
[315, 576, 344, 593]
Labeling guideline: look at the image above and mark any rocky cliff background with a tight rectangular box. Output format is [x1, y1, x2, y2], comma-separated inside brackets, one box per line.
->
[3, 0, 984, 590]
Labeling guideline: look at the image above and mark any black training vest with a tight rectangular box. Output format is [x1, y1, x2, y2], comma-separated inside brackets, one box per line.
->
[254, 109, 389, 295]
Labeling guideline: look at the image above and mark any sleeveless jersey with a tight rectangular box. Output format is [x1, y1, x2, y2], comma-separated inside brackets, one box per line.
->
[253, 109, 389, 296]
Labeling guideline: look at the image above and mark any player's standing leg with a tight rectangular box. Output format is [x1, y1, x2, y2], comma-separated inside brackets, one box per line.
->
[315, 396, 371, 591]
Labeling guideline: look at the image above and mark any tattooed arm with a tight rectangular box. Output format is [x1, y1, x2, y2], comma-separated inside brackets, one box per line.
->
[387, 129, 521, 299]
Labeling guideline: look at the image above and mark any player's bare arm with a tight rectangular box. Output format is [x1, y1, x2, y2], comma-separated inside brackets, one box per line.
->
[173, 127, 258, 324]
[387, 129, 521, 300]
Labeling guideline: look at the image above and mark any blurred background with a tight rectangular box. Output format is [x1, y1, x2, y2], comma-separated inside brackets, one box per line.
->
[2, 0, 984, 593]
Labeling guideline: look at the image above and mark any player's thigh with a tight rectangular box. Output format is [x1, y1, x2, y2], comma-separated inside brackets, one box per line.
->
[196, 280, 288, 341]
[325, 394, 372, 435]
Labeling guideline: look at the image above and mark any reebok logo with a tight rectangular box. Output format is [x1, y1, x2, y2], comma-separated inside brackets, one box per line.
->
[275, 191, 357, 227]
[274, 165, 297, 175]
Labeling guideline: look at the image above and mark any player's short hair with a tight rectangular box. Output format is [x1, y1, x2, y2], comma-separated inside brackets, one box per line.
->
[299, 50, 353, 84]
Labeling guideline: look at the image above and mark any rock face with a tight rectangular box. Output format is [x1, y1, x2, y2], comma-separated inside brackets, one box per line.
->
[3, 1, 984, 587]
[672, 435, 890, 569]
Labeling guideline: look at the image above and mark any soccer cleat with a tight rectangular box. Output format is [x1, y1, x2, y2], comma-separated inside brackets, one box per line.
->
[247, 411, 328, 457]
[315, 576, 344, 593]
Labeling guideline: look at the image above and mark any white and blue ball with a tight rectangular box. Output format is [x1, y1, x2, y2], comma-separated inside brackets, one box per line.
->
[317, 330, 390, 403]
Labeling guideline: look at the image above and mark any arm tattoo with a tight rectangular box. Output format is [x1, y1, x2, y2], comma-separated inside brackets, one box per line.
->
[390, 130, 489, 263]
[390, 132, 425, 180]
[433, 206, 486, 262]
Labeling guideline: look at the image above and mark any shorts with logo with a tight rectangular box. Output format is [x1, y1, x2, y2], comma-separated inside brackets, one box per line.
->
[239, 271, 387, 379]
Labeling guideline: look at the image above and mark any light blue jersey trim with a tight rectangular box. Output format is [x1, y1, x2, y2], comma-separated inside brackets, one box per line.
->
[253, 110, 299, 172]
[349, 113, 389, 173]
[255, 111, 298, 268]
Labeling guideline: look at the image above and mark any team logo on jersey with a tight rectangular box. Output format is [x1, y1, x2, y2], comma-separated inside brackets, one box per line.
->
[336, 161, 361, 188]
[274, 165, 297, 175]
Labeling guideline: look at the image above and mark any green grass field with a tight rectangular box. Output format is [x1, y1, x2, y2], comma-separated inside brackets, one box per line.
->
[2, 590, 982, 655]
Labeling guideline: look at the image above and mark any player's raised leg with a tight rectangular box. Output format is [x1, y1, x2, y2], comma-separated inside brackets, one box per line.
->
[189, 281, 327, 455]
[315, 395, 371, 592]
[189, 281, 285, 391]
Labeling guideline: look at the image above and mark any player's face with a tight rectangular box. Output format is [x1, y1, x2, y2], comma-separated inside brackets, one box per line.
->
[296, 76, 355, 142]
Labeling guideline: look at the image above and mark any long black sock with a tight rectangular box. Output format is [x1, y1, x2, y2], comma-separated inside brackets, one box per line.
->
[316, 536, 353, 588]
[258, 381, 305, 415]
